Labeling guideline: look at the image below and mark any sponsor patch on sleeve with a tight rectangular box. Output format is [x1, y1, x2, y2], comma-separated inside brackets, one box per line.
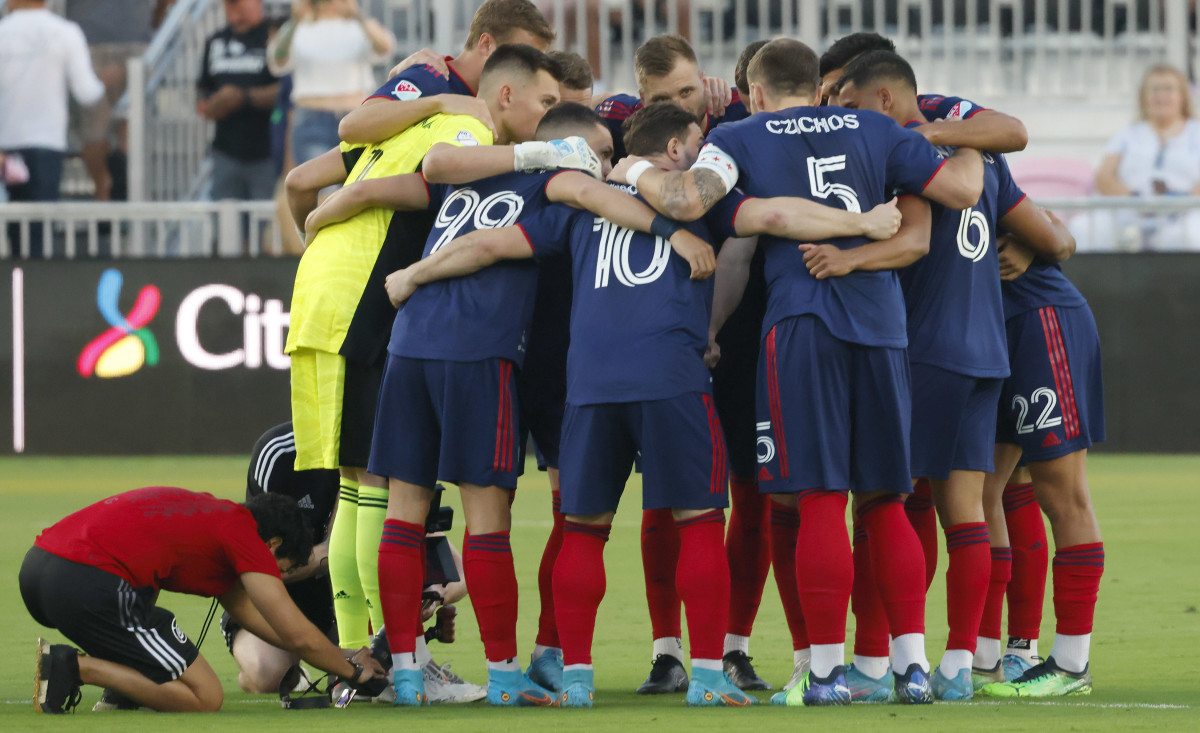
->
[947, 100, 974, 119]
[392, 80, 423, 101]
[455, 129, 480, 146]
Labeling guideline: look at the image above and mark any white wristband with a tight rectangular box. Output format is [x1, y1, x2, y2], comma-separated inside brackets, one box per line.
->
[626, 160, 654, 190]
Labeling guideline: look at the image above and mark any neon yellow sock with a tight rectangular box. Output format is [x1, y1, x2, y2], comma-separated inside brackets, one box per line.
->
[329, 477, 369, 648]
[356, 483, 389, 634]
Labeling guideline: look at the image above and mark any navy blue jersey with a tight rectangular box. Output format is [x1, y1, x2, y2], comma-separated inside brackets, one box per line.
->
[596, 90, 750, 162]
[917, 94, 987, 121]
[1001, 262, 1088, 319]
[702, 107, 946, 347]
[525, 184, 741, 404]
[388, 171, 565, 365]
[367, 57, 474, 103]
[900, 140, 1024, 378]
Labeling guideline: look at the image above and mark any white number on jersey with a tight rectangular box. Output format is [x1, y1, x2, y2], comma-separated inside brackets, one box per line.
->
[593, 217, 671, 288]
[806, 155, 862, 213]
[1012, 387, 1062, 434]
[956, 206, 991, 262]
[430, 188, 524, 254]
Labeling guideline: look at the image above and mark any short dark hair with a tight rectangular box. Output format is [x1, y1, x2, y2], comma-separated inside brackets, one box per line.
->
[840, 50, 919, 96]
[245, 493, 313, 568]
[480, 44, 562, 88]
[819, 32, 896, 77]
[548, 50, 593, 91]
[747, 39, 820, 99]
[536, 102, 603, 140]
[622, 102, 698, 157]
[734, 39, 770, 98]
[635, 34, 698, 86]
[466, 0, 555, 49]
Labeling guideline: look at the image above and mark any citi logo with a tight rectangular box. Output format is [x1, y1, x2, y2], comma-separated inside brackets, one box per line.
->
[77, 269, 161, 378]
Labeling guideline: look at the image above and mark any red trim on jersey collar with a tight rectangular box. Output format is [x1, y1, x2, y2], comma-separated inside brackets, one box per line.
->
[446, 57, 476, 95]
[921, 158, 947, 191]
[904, 118, 926, 128]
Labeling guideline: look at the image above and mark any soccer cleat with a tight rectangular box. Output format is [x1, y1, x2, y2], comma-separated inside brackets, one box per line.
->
[971, 661, 1005, 691]
[370, 629, 393, 671]
[636, 654, 689, 694]
[1003, 653, 1037, 681]
[932, 666, 974, 700]
[980, 657, 1093, 698]
[781, 655, 812, 691]
[528, 648, 564, 692]
[424, 660, 486, 704]
[770, 666, 850, 706]
[722, 651, 772, 691]
[685, 667, 757, 707]
[889, 663, 933, 704]
[558, 668, 596, 708]
[34, 639, 82, 715]
[486, 668, 556, 707]
[92, 688, 139, 711]
[392, 668, 429, 706]
[843, 663, 892, 702]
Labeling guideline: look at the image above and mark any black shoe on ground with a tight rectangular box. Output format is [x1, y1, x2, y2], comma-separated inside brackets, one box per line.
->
[92, 687, 139, 711]
[34, 638, 82, 714]
[723, 651, 773, 691]
[636, 654, 689, 695]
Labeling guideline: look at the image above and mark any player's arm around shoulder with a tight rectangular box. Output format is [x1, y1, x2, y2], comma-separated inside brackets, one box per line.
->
[734, 196, 902, 241]
[799, 195, 932, 279]
[922, 146, 985, 210]
[1000, 199, 1076, 262]
[304, 173, 431, 244]
[385, 226, 534, 307]
[915, 109, 1029, 154]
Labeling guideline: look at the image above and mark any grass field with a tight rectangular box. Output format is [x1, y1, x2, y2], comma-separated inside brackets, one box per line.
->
[1, 454, 1197, 731]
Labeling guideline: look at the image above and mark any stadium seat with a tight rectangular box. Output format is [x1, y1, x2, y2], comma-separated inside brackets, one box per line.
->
[1009, 156, 1095, 200]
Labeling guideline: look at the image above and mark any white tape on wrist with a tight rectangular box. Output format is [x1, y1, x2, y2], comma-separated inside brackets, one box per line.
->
[626, 160, 654, 190]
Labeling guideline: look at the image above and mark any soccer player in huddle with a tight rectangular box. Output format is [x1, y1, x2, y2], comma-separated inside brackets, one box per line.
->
[378, 100, 904, 707]
[833, 50, 1076, 701]
[612, 38, 988, 706]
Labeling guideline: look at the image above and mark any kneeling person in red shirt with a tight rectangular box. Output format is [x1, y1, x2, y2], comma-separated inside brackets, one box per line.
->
[20, 486, 385, 714]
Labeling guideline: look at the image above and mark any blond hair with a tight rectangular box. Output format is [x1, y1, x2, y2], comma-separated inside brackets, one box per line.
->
[1138, 64, 1193, 120]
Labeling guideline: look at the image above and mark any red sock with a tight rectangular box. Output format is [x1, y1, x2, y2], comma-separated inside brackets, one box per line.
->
[1052, 543, 1105, 635]
[463, 532, 519, 662]
[535, 490, 564, 649]
[726, 477, 771, 637]
[379, 520, 425, 656]
[1003, 482, 1048, 640]
[769, 502, 809, 650]
[552, 521, 610, 665]
[944, 522, 991, 653]
[860, 495, 927, 638]
[981, 547, 1013, 641]
[851, 520, 890, 657]
[905, 478, 939, 590]
[795, 490, 851, 645]
[675, 511, 729, 660]
[641, 508, 681, 640]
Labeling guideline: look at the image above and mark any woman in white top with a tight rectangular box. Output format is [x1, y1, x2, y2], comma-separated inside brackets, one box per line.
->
[269, 0, 394, 165]
[1071, 64, 1200, 251]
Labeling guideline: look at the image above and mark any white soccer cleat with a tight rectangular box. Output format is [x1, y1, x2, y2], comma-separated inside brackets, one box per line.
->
[423, 660, 487, 704]
[782, 655, 812, 691]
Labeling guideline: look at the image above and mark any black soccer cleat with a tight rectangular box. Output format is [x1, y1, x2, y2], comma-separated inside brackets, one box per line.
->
[92, 688, 139, 711]
[636, 654, 689, 695]
[370, 626, 392, 671]
[723, 651, 773, 691]
[34, 638, 82, 714]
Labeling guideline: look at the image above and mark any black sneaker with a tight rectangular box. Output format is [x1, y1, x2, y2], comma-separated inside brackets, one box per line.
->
[92, 688, 139, 711]
[370, 627, 392, 671]
[722, 651, 772, 690]
[34, 638, 82, 714]
[636, 654, 689, 695]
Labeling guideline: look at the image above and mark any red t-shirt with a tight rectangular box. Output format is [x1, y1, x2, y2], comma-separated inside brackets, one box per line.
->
[35, 487, 281, 597]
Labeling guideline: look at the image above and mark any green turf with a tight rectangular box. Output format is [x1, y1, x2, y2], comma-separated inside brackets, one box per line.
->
[2, 454, 1197, 730]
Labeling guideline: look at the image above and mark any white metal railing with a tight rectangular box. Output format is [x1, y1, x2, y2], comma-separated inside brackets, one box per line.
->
[5, 197, 1200, 259]
[0, 201, 284, 258]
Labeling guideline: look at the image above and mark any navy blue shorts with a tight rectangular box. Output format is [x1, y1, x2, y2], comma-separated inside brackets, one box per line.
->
[910, 363, 1003, 480]
[369, 355, 521, 489]
[712, 337, 760, 482]
[517, 371, 564, 472]
[558, 392, 729, 515]
[756, 315, 912, 494]
[997, 305, 1105, 462]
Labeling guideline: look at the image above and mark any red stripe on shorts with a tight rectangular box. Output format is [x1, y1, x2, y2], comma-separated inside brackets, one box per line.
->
[1038, 307, 1079, 439]
[765, 327, 789, 478]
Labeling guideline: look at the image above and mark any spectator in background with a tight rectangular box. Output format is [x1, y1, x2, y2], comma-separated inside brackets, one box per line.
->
[1071, 64, 1200, 251]
[198, 0, 280, 202]
[64, 0, 172, 201]
[268, 0, 394, 166]
[0, 0, 105, 258]
[548, 49, 593, 104]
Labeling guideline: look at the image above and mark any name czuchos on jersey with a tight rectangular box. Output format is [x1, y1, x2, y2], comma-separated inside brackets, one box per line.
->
[766, 114, 861, 135]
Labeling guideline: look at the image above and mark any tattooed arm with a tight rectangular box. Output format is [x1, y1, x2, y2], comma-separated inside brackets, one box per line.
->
[609, 143, 740, 222]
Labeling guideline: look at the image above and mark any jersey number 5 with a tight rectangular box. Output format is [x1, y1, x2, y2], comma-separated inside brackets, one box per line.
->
[807, 155, 862, 213]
